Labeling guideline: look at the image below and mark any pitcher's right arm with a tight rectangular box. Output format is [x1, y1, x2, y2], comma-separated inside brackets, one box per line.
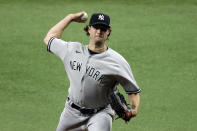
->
[43, 11, 87, 46]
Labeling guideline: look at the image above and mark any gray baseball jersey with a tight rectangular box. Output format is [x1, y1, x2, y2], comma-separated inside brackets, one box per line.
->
[47, 37, 141, 109]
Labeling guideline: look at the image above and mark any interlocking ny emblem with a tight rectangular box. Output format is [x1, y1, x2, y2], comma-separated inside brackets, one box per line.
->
[98, 14, 104, 20]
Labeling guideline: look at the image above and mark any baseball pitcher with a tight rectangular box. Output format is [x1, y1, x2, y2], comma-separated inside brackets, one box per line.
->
[43, 11, 141, 131]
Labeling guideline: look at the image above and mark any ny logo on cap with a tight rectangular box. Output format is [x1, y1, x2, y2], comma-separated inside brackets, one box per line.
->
[98, 14, 104, 20]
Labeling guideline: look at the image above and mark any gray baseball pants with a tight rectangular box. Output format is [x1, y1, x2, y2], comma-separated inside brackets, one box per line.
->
[56, 100, 114, 131]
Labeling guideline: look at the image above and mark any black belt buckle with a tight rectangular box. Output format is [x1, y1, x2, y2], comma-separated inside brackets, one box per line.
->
[80, 108, 95, 114]
[72, 104, 104, 115]
[68, 97, 105, 115]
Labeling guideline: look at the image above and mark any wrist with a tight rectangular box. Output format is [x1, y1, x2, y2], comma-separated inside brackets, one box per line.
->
[66, 14, 74, 22]
[130, 105, 138, 116]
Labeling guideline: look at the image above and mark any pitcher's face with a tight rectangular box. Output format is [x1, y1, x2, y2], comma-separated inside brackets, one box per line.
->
[88, 25, 110, 44]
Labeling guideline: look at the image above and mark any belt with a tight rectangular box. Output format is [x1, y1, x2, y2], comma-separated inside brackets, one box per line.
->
[67, 97, 105, 115]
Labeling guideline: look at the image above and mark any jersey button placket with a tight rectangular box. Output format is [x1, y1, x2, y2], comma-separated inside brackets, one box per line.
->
[80, 55, 91, 104]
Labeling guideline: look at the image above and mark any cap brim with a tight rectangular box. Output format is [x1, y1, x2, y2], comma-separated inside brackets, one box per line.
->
[90, 22, 110, 28]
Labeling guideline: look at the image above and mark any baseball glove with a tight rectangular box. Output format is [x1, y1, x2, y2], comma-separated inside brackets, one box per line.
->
[109, 91, 132, 122]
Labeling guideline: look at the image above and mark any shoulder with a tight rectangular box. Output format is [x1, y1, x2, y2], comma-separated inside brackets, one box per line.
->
[48, 37, 84, 54]
[54, 38, 83, 49]
[107, 48, 130, 66]
[52, 37, 82, 45]
[67, 41, 83, 48]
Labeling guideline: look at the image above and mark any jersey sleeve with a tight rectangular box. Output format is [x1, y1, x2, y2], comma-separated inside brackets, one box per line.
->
[47, 37, 69, 61]
[116, 60, 141, 94]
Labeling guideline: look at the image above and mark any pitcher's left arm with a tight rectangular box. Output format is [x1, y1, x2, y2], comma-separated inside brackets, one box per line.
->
[128, 93, 140, 117]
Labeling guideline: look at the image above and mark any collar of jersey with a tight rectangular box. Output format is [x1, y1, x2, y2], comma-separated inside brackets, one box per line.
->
[85, 45, 110, 58]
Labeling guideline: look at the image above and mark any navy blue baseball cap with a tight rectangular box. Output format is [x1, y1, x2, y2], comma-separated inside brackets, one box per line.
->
[89, 13, 110, 28]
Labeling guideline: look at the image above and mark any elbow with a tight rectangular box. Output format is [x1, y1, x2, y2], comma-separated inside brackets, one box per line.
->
[43, 33, 58, 46]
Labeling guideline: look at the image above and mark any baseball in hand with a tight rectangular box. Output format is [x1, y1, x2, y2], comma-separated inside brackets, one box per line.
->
[81, 12, 88, 21]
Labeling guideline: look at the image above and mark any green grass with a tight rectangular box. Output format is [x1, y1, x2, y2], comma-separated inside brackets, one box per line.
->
[0, 0, 197, 131]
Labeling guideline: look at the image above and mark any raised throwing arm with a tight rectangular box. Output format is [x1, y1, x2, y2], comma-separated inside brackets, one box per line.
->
[43, 11, 87, 46]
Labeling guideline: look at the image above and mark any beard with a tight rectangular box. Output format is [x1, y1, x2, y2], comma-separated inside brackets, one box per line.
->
[94, 36, 106, 45]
